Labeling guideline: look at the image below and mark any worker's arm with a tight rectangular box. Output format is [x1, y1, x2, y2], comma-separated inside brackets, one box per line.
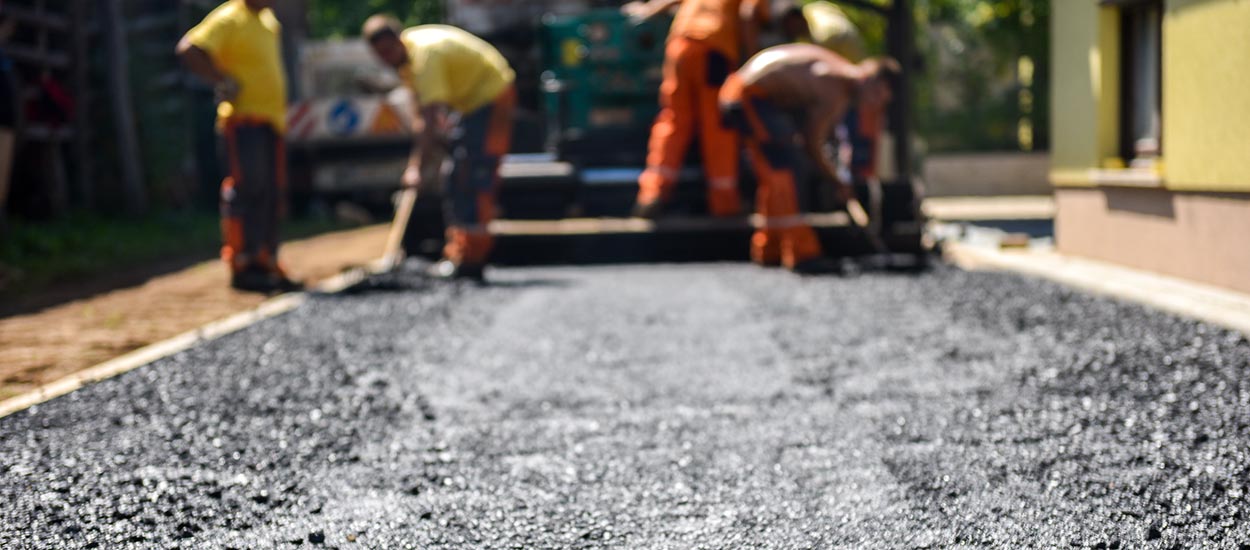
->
[804, 100, 851, 203]
[401, 99, 451, 189]
[176, 25, 238, 101]
[623, 0, 684, 23]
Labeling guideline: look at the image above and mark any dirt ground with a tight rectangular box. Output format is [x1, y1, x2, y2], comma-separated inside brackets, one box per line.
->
[0, 224, 389, 401]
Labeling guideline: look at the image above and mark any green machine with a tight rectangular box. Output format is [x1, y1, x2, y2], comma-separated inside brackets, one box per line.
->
[539, 10, 671, 169]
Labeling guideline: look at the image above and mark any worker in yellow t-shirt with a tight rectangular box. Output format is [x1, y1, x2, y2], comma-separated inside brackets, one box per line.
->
[363, 15, 516, 281]
[177, 0, 299, 293]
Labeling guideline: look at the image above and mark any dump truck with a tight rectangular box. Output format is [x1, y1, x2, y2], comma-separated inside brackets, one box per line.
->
[284, 40, 415, 209]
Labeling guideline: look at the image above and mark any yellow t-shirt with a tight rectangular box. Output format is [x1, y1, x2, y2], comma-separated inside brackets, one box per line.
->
[802, 2, 866, 63]
[399, 25, 515, 114]
[185, 0, 288, 132]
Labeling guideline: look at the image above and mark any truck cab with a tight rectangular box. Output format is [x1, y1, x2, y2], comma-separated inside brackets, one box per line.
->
[285, 40, 415, 208]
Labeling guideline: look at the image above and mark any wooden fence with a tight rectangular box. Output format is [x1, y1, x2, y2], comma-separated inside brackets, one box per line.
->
[0, 0, 307, 218]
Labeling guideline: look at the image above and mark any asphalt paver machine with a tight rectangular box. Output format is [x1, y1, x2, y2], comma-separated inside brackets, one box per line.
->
[406, 0, 927, 265]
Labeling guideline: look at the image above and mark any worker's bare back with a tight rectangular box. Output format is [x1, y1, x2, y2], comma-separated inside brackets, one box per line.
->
[735, 43, 860, 111]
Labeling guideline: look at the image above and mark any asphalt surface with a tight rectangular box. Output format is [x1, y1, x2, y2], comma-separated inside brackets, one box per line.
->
[2, 263, 1249, 548]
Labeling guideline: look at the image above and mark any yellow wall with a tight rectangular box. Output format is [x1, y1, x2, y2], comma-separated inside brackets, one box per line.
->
[1050, 3, 1120, 183]
[1049, 2, 1101, 173]
[1163, 0, 1250, 191]
[1051, 0, 1250, 192]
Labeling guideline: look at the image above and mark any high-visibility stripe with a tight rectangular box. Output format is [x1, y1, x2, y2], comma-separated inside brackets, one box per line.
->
[644, 166, 681, 180]
[758, 215, 808, 230]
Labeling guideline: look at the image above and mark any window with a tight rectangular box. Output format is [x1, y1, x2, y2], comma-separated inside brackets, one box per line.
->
[1119, 0, 1163, 167]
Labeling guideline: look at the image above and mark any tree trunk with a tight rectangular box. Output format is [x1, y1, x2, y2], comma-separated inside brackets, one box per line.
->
[70, 0, 92, 208]
[101, 0, 148, 214]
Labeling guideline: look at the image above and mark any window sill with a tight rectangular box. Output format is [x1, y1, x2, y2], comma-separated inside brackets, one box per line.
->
[1090, 168, 1165, 188]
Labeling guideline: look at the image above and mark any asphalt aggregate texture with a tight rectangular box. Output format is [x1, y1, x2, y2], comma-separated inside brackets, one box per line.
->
[2, 262, 1250, 549]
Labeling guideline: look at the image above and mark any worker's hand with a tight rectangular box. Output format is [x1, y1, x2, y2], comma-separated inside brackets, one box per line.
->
[401, 164, 422, 189]
[214, 77, 240, 103]
[833, 179, 853, 205]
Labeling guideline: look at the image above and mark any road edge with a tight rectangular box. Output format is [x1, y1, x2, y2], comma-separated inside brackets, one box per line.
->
[946, 242, 1250, 336]
[0, 260, 390, 420]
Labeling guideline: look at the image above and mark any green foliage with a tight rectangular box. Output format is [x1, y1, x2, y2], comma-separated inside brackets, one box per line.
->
[0, 212, 347, 296]
[0, 212, 222, 294]
[913, 0, 1050, 152]
[309, 0, 444, 39]
[802, 0, 1050, 153]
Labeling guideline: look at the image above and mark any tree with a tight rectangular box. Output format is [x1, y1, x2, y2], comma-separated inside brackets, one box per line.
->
[309, 0, 443, 39]
[802, 0, 1049, 153]
[913, 0, 1050, 152]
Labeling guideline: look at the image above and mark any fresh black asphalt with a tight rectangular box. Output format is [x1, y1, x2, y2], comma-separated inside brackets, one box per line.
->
[2, 263, 1249, 548]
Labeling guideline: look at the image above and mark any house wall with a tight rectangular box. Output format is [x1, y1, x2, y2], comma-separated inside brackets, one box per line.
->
[1162, 0, 1250, 191]
[1050, 0, 1250, 294]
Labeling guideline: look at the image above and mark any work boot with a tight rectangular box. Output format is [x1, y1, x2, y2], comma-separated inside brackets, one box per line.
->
[271, 274, 305, 293]
[753, 257, 783, 269]
[231, 266, 277, 292]
[428, 259, 486, 282]
[790, 257, 845, 276]
[231, 266, 305, 293]
[631, 199, 665, 220]
[268, 264, 305, 293]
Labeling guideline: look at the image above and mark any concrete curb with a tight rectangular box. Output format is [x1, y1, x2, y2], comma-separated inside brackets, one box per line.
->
[0, 260, 390, 420]
[946, 242, 1250, 336]
[923, 196, 1055, 221]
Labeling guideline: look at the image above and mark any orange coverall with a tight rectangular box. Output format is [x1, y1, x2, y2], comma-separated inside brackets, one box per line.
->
[719, 73, 823, 268]
[637, 0, 770, 217]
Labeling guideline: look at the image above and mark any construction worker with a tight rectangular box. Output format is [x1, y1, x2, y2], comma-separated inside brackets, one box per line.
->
[624, 0, 772, 219]
[776, 1, 882, 184]
[719, 44, 899, 273]
[363, 16, 516, 281]
[177, 0, 300, 292]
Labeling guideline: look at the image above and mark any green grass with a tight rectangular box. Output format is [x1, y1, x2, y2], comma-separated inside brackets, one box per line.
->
[0, 211, 348, 296]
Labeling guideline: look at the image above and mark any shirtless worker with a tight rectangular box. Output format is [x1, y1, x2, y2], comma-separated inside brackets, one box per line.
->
[177, 0, 301, 292]
[362, 15, 516, 281]
[774, 1, 884, 185]
[719, 44, 899, 273]
[624, 0, 772, 219]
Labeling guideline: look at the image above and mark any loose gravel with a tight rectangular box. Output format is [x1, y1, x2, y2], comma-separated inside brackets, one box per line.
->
[1, 263, 1248, 549]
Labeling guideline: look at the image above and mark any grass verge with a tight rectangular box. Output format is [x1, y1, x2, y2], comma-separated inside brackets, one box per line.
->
[0, 210, 348, 297]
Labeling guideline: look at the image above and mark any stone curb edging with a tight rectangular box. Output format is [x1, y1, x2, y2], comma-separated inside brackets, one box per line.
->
[946, 242, 1250, 337]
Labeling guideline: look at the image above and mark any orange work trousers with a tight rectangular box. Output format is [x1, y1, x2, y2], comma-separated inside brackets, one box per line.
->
[720, 75, 823, 268]
[638, 37, 742, 216]
[220, 118, 286, 275]
[444, 85, 515, 268]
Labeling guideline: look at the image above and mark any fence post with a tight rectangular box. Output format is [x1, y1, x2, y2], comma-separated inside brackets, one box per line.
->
[70, 0, 91, 208]
[101, 0, 147, 214]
